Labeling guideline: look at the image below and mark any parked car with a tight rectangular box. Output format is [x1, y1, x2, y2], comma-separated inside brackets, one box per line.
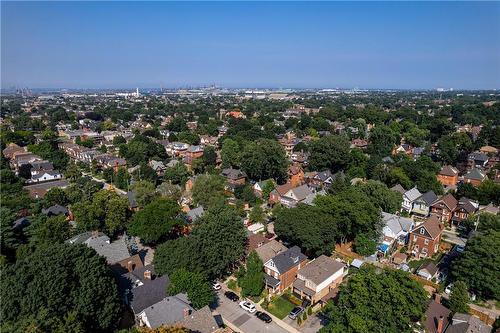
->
[211, 281, 221, 290]
[288, 306, 304, 320]
[255, 311, 272, 323]
[224, 291, 239, 302]
[239, 300, 256, 313]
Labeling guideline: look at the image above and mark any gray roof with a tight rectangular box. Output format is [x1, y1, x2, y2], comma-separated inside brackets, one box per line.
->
[445, 313, 491, 333]
[390, 184, 406, 195]
[265, 274, 281, 288]
[418, 262, 438, 277]
[269, 245, 307, 273]
[221, 168, 247, 180]
[465, 168, 486, 181]
[404, 187, 422, 202]
[382, 212, 414, 234]
[287, 184, 313, 201]
[127, 191, 138, 208]
[141, 293, 193, 328]
[86, 236, 131, 264]
[186, 206, 204, 222]
[67, 231, 105, 244]
[296, 255, 344, 285]
[42, 204, 69, 216]
[179, 305, 219, 333]
[417, 191, 439, 206]
[255, 240, 288, 264]
[30, 160, 54, 171]
[12, 217, 30, 231]
[119, 265, 170, 314]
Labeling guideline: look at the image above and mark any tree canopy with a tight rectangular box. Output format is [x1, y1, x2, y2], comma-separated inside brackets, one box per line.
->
[167, 268, 214, 309]
[308, 135, 350, 173]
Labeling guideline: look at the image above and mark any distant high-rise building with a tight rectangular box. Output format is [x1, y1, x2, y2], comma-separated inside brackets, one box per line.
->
[135, 87, 140, 97]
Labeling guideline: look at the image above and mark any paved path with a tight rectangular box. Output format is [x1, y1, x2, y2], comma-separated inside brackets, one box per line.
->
[213, 290, 289, 333]
[82, 172, 127, 195]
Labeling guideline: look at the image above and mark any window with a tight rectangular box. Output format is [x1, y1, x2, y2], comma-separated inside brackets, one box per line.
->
[424, 239, 429, 245]
[420, 228, 425, 235]
[413, 235, 417, 242]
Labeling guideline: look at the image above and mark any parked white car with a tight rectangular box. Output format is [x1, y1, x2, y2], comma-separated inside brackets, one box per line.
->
[445, 284, 453, 294]
[211, 281, 221, 291]
[239, 300, 256, 313]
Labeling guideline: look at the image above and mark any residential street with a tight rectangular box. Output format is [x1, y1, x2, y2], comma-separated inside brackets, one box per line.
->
[212, 290, 290, 333]
[442, 229, 467, 246]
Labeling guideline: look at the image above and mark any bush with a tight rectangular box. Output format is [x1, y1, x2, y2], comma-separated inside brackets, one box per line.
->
[303, 312, 308, 321]
[307, 306, 313, 315]
[297, 316, 302, 325]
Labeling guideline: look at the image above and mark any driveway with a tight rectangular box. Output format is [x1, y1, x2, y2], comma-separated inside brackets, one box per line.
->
[283, 312, 328, 333]
[213, 291, 289, 333]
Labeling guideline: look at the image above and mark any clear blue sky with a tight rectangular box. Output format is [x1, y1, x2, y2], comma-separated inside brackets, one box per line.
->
[2, 1, 499, 89]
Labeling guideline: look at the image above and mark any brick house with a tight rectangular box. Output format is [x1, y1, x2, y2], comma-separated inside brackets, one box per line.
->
[292, 255, 344, 305]
[437, 165, 459, 187]
[451, 198, 478, 228]
[287, 164, 304, 187]
[220, 168, 247, 186]
[409, 215, 444, 258]
[430, 194, 458, 223]
[264, 246, 308, 294]
[464, 169, 487, 187]
[269, 183, 293, 205]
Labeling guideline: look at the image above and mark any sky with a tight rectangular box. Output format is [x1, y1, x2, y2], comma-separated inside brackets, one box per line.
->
[1, 1, 500, 90]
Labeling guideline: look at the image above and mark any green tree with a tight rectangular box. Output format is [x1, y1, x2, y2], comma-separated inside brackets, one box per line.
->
[164, 163, 191, 186]
[321, 266, 427, 333]
[202, 146, 217, 167]
[448, 280, 470, 313]
[131, 180, 158, 207]
[237, 251, 264, 297]
[167, 268, 214, 309]
[44, 187, 68, 207]
[261, 180, 276, 200]
[156, 182, 182, 201]
[64, 163, 81, 181]
[221, 139, 241, 168]
[249, 205, 264, 224]
[354, 233, 377, 256]
[416, 171, 444, 195]
[0, 244, 121, 332]
[308, 135, 350, 173]
[386, 167, 413, 190]
[240, 139, 288, 182]
[463, 213, 500, 233]
[357, 180, 402, 213]
[128, 198, 182, 244]
[30, 215, 71, 244]
[368, 125, 399, 156]
[192, 174, 225, 208]
[114, 167, 130, 190]
[451, 231, 500, 300]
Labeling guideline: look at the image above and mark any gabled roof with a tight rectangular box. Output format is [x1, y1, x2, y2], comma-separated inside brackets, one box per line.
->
[465, 168, 486, 181]
[424, 300, 451, 333]
[390, 184, 406, 195]
[272, 182, 294, 197]
[446, 313, 492, 333]
[468, 152, 488, 163]
[417, 191, 439, 206]
[411, 215, 444, 239]
[433, 194, 458, 211]
[221, 168, 247, 180]
[404, 187, 422, 202]
[255, 240, 288, 264]
[457, 198, 478, 214]
[268, 245, 307, 274]
[285, 184, 313, 201]
[418, 262, 438, 277]
[440, 165, 459, 177]
[186, 206, 204, 222]
[42, 204, 69, 216]
[382, 212, 414, 234]
[142, 293, 193, 328]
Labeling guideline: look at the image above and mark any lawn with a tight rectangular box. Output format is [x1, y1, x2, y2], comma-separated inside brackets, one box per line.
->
[264, 296, 295, 320]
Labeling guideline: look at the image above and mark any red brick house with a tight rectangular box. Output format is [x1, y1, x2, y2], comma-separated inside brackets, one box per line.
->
[464, 168, 487, 187]
[409, 215, 444, 258]
[269, 183, 293, 204]
[287, 164, 304, 187]
[436, 165, 459, 187]
[430, 194, 458, 224]
[452, 198, 478, 228]
[264, 246, 308, 294]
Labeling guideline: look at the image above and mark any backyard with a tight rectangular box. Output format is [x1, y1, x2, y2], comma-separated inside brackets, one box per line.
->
[263, 296, 296, 320]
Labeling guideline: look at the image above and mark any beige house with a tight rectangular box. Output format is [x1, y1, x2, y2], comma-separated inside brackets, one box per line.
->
[292, 255, 345, 305]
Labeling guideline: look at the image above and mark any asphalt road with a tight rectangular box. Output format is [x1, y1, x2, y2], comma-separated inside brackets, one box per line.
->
[213, 291, 289, 333]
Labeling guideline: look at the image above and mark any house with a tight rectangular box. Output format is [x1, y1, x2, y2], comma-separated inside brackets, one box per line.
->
[390, 184, 406, 195]
[350, 138, 368, 150]
[279, 184, 314, 208]
[253, 179, 273, 197]
[42, 204, 69, 217]
[417, 262, 439, 280]
[479, 145, 498, 155]
[149, 160, 166, 176]
[269, 182, 294, 204]
[247, 233, 270, 254]
[28, 170, 63, 183]
[445, 313, 492, 333]
[29, 160, 54, 176]
[2, 142, 26, 159]
[412, 191, 438, 218]
[380, 212, 414, 252]
[118, 265, 169, 317]
[186, 206, 204, 223]
[255, 239, 288, 264]
[424, 296, 451, 333]
[402, 187, 422, 213]
[127, 191, 139, 211]
[68, 232, 132, 265]
[431, 194, 458, 223]
[310, 170, 335, 189]
[452, 198, 478, 228]
[23, 179, 69, 199]
[437, 165, 459, 187]
[464, 169, 487, 187]
[467, 152, 489, 170]
[220, 168, 246, 186]
[287, 164, 304, 187]
[409, 215, 444, 258]
[264, 246, 308, 294]
[186, 145, 204, 159]
[292, 255, 344, 305]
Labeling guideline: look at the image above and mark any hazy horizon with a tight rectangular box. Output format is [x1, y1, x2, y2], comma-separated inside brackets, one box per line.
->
[2, 1, 499, 90]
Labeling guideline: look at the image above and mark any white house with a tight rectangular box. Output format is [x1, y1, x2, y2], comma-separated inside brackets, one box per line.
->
[402, 187, 422, 213]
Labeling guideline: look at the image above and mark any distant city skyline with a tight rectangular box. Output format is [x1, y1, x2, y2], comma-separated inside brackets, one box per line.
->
[2, 1, 499, 89]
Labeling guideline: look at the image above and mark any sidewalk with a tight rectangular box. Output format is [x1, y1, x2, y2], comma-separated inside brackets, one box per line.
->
[255, 302, 301, 333]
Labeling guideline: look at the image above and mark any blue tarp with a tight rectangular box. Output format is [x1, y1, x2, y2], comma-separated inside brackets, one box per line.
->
[378, 243, 390, 253]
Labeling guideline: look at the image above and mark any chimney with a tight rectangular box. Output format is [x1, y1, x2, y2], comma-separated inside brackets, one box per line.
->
[127, 261, 134, 272]
[91, 230, 98, 238]
[436, 316, 445, 333]
[434, 293, 441, 304]
[143, 270, 152, 280]
[183, 308, 191, 317]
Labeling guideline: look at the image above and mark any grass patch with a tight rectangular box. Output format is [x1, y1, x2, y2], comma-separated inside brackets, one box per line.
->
[264, 296, 295, 320]
[227, 279, 238, 292]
